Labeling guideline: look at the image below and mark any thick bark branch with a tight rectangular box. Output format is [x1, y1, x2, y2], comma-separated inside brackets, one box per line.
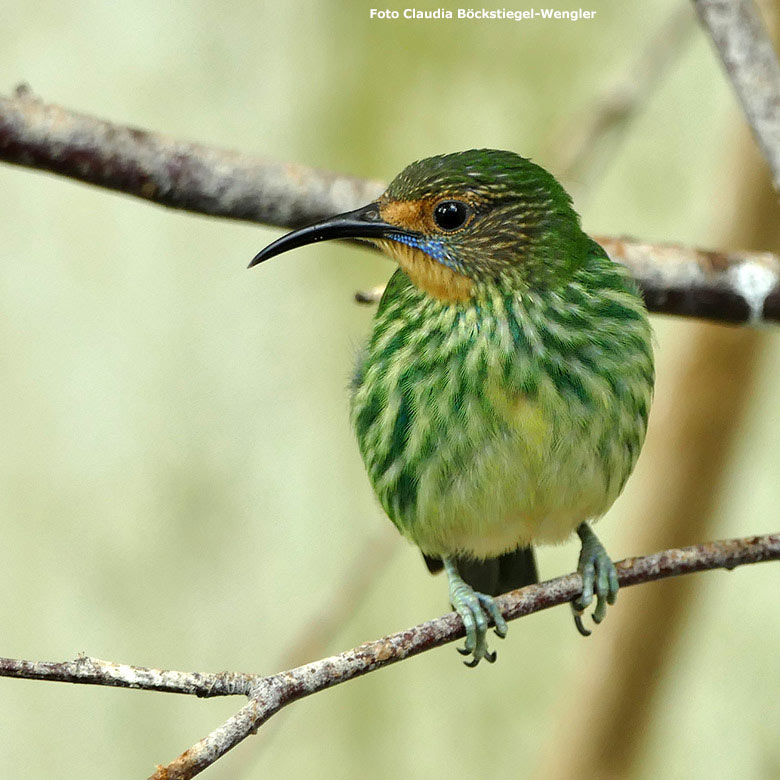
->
[357, 236, 780, 324]
[596, 236, 780, 324]
[2, 87, 780, 325]
[693, 0, 780, 193]
[0, 84, 385, 228]
[0, 535, 776, 777]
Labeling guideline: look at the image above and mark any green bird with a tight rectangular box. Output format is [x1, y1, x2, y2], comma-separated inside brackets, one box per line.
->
[250, 150, 654, 666]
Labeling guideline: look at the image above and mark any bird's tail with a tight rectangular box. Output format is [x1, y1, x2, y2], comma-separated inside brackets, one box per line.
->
[423, 546, 538, 597]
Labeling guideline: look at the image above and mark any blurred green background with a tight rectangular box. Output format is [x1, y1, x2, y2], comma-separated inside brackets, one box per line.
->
[2, 0, 779, 778]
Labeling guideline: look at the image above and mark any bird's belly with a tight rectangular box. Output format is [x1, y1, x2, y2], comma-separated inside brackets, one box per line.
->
[407, 411, 617, 558]
[353, 369, 629, 560]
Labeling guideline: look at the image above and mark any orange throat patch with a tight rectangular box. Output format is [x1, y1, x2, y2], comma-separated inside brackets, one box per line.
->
[375, 239, 473, 303]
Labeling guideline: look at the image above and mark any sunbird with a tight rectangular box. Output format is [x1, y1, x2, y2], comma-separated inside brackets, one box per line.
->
[250, 150, 654, 666]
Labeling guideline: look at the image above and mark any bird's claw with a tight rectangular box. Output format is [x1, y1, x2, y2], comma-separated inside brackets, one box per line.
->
[450, 584, 507, 667]
[571, 523, 618, 636]
[572, 610, 591, 637]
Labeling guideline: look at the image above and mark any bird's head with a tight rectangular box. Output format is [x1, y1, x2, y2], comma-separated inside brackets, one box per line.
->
[250, 150, 590, 302]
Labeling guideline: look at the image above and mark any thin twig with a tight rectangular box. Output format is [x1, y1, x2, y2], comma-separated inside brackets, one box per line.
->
[151, 533, 779, 779]
[2, 87, 780, 326]
[215, 531, 400, 776]
[0, 536, 773, 777]
[556, 5, 696, 185]
[0, 655, 256, 697]
[283, 531, 398, 668]
[693, 0, 780, 192]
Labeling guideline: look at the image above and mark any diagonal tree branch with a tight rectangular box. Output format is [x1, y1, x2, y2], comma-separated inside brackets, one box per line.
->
[0, 535, 776, 778]
[693, 0, 780, 193]
[150, 534, 780, 779]
[2, 86, 780, 325]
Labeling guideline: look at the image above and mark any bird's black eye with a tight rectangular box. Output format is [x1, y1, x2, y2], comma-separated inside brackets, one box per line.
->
[433, 200, 469, 231]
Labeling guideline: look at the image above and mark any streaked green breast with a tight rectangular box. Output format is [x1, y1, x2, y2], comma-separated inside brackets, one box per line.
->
[350, 240, 654, 559]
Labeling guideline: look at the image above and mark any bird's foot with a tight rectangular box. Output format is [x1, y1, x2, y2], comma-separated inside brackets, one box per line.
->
[443, 559, 507, 667]
[571, 523, 619, 637]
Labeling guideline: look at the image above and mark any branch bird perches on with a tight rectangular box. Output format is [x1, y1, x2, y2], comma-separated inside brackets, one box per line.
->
[0, 535, 776, 780]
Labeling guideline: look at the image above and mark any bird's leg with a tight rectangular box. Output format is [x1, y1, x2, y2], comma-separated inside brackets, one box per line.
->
[571, 522, 619, 636]
[443, 558, 508, 667]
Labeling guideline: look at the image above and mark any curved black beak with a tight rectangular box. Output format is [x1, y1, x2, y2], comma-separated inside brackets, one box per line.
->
[249, 203, 408, 268]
